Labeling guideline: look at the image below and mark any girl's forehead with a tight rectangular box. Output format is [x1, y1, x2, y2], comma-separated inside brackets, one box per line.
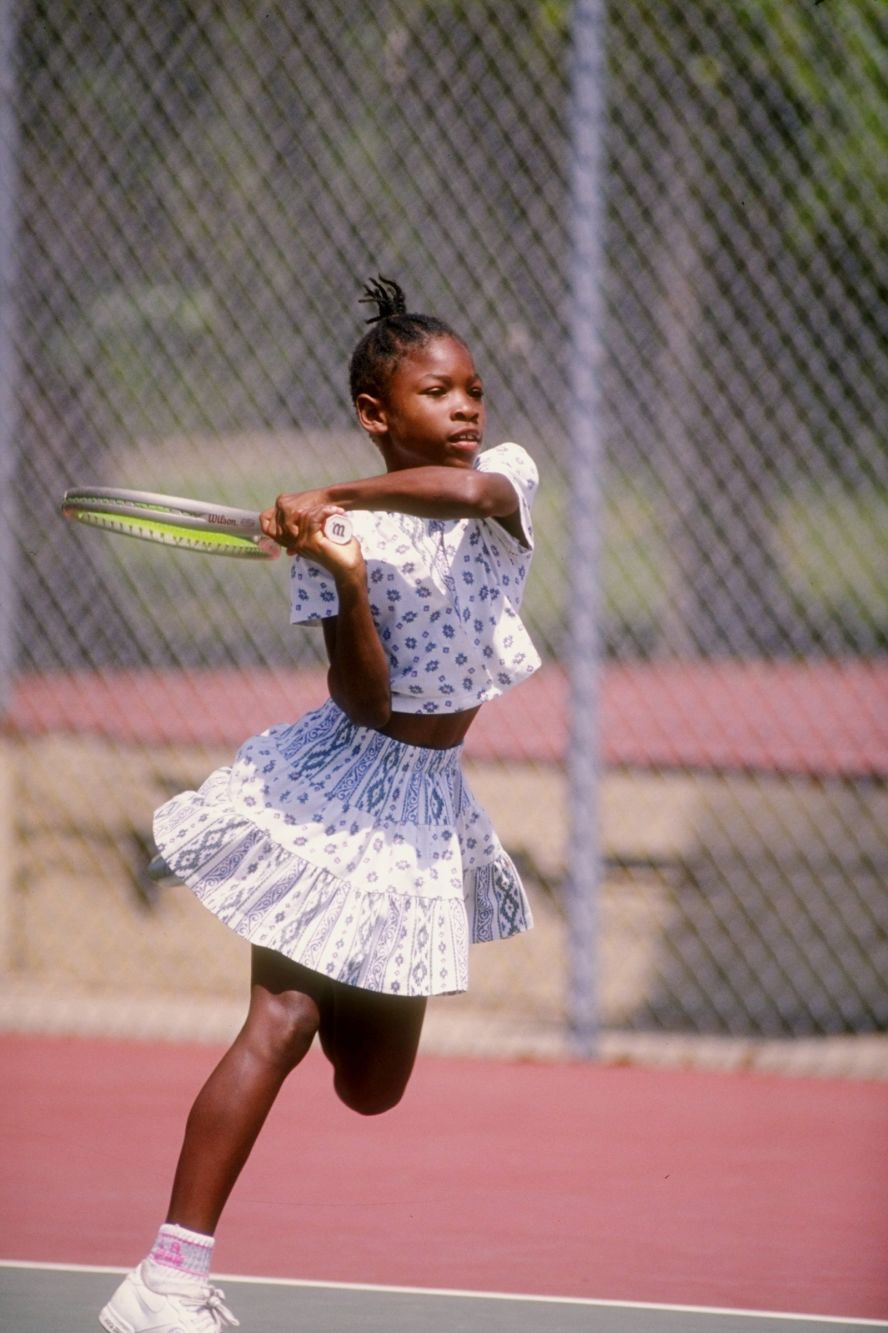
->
[397, 334, 477, 378]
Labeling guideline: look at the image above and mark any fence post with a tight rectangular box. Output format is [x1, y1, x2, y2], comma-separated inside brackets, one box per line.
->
[0, 0, 19, 971]
[565, 0, 607, 1058]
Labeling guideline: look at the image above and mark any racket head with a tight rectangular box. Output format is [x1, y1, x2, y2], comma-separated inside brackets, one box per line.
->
[61, 487, 353, 556]
[63, 486, 263, 531]
[61, 489, 279, 559]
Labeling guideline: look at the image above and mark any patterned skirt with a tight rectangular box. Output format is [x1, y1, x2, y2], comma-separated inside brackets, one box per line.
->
[152, 699, 533, 996]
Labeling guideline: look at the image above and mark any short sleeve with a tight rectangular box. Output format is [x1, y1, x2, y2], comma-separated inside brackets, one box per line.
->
[476, 442, 538, 549]
[289, 556, 339, 624]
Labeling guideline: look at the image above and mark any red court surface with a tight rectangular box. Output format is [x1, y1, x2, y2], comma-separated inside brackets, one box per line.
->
[2, 1034, 887, 1321]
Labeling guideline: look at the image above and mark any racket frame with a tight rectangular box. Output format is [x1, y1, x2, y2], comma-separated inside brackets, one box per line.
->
[61, 486, 353, 557]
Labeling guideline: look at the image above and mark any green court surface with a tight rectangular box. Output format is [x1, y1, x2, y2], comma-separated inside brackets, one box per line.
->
[3, 1264, 887, 1333]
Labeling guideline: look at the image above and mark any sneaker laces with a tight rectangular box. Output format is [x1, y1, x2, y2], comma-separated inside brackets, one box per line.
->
[182, 1281, 240, 1330]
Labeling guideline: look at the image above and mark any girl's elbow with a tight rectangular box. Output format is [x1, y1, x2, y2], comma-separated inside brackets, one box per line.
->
[350, 698, 392, 729]
[465, 474, 496, 517]
[467, 473, 512, 519]
[329, 675, 391, 729]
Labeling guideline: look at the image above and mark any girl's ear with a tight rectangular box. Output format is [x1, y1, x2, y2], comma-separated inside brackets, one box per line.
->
[355, 392, 387, 438]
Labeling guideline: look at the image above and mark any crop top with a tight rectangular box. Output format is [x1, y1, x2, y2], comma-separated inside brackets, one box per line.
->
[289, 441, 542, 714]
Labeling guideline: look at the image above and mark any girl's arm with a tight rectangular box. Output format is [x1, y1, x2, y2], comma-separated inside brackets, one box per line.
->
[262, 505, 391, 728]
[327, 465, 518, 520]
[322, 569, 391, 729]
[268, 465, 525, 544]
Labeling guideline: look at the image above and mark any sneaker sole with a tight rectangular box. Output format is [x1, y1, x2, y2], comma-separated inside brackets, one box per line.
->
[98, 1305, 135, 1333]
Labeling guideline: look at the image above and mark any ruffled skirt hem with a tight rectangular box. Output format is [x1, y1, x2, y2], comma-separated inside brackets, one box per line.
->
[152, 701, 533, 996]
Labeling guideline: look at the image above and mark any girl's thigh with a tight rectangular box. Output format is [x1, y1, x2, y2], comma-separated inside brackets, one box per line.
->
[322, 981, 427, 1114]
[249, 945, 426, 1113]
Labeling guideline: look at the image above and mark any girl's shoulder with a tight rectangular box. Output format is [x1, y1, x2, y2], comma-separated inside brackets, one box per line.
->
[476, 441, 538, 487]
[475, 442, 538, 552]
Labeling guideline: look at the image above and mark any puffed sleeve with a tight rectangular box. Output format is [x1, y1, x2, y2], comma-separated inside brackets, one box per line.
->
[289, 556, 339, 624]
[476, 442, 538, 550]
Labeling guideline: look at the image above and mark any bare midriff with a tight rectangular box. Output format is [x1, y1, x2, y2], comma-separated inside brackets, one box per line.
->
[379, 706, 481, 750]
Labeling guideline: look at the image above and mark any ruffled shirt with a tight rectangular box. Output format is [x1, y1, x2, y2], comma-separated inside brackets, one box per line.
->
[289, 441, 541, 714]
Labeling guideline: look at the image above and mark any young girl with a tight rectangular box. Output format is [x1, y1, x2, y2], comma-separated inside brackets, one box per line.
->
[99, 276, 541, 1333]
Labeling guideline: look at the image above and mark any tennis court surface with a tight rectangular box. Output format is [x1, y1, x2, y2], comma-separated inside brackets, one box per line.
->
[2, 1034, 887, 1330]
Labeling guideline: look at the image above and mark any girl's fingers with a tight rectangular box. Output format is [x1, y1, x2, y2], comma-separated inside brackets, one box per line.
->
[320, 509, 353, 545]
[262, 499, 354, 561]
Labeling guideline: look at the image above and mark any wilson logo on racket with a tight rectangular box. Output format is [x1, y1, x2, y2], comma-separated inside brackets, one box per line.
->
[60, 486, 353, 559]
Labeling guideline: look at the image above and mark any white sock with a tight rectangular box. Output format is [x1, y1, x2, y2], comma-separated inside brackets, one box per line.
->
[147, 1222, 214, 1283]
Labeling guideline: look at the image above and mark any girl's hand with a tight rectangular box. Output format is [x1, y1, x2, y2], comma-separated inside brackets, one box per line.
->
[260, 491, 361, 575]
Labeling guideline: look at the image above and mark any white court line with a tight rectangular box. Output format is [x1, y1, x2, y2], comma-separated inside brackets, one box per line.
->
[1, 1259, 886, 1328]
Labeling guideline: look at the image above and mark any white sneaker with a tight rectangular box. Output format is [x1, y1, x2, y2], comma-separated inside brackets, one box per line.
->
[99, 1261, 239, 1332]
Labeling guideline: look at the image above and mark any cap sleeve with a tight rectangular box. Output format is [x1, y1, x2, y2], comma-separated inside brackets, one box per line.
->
[289, 556, 339, 624]
[476, 442, 538, 549]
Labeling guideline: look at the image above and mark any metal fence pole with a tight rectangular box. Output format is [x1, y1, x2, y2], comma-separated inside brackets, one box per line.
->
[0, 0, 19, 972]
[565, 0, 606, 1058]
[6, 1, 885, 1052]
[0, 0, 17, 714]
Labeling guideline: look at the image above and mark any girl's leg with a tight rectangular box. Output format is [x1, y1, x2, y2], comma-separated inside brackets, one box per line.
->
[319, 980, 427, 1116]
[100, 953, 426, 1332]
[165, 946, 331, 1234]
[164, 949, 426, 1232]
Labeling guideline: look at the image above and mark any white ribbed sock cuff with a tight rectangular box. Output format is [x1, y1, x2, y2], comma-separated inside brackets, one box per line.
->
[148, 1222, 214, 1280]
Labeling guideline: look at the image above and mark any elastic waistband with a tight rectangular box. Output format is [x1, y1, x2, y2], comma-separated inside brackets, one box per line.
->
[320, 699, 465, 768]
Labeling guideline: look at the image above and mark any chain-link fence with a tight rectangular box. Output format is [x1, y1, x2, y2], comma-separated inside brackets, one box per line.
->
[1, 0, 886, 1071]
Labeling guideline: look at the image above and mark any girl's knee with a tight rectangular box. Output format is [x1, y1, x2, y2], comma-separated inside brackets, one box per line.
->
[333, 1070, 408, 1117]
[322, 988, 425, 1115]
[247, 988, 321, 1071]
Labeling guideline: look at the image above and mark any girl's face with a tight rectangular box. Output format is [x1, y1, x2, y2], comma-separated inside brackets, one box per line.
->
[358, 334, 486, 472]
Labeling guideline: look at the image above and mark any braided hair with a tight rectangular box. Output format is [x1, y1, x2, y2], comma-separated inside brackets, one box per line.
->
[348, 276, 464, 403]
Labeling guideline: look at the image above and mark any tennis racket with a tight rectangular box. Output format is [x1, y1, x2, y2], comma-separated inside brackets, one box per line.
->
[61, 486, 353, 560]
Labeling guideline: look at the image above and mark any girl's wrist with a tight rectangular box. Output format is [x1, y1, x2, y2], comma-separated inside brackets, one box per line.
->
[325, 481, 358, 510]
[332, 560, 367, 594]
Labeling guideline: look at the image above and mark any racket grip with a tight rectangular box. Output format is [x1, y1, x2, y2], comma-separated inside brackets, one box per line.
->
[323, 513, 353, 544]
